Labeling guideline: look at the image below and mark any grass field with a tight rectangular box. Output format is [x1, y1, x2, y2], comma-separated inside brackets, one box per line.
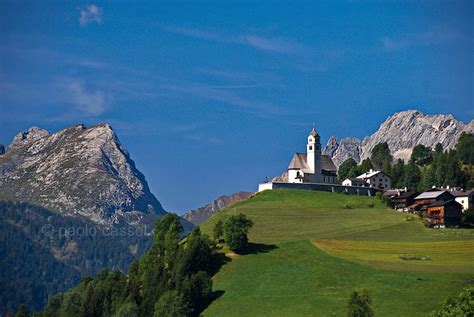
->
[200, 190, 474, 316]
[314, 240, 474, 273]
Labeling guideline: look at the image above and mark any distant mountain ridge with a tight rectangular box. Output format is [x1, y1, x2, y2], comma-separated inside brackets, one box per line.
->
[183, 191, 253, 225]
[0, 124, 166, 225]
[324, 110, 474, 167]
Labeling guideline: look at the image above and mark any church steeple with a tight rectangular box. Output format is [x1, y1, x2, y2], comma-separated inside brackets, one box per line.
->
[307, 127, 322, 180]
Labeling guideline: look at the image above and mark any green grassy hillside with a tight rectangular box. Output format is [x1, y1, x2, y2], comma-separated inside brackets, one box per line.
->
[200, 190, 474, 316]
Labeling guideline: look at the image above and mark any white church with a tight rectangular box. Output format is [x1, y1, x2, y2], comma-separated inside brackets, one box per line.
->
[259, 128, 338, 191]
[287, 128, 337, 184]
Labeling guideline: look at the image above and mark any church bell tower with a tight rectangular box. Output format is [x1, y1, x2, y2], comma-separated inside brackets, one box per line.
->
[307, 127, 322, 181]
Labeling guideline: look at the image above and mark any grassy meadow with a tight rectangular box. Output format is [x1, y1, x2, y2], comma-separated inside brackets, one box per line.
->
[200, 190, 474, 316]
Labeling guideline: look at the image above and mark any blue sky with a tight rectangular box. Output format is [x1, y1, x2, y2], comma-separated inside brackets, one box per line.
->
[1, 1, 473, 213]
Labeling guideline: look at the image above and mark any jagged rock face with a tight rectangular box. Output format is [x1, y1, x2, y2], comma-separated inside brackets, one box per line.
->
[183, 191, 253, 225]
[0, 124, 166, 225]
[360, 110, 474, 161]
[323, 136, 361, 167]
[0, 144, 5, 155]
[8, 126, 49, 151]
[323, 110, 473, 167]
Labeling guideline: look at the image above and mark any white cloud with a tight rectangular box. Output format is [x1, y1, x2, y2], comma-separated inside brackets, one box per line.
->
[68, 80, 107, 116]
[162, 25, 303, 54]
[242, 35, 301, 53]
[79, 4, 103, 26]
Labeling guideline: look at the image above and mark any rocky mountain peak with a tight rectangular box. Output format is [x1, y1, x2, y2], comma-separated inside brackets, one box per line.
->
[8, 126, 49, 151]
[322, 109, 472, 168]
[323, 136, 362, 167]
[360, 110, 473, 161]
[0, 123, 166, 225]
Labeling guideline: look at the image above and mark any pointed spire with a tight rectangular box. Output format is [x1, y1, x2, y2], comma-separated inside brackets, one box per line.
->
[309, 127, 318, 137]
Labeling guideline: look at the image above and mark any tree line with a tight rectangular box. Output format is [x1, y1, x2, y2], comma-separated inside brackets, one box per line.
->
[337, 132, 474, 191]
[18, 212, 254, 317]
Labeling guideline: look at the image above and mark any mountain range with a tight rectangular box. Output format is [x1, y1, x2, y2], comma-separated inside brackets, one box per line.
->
[183, 191, 253, 225]
[325, 109, 473, 167]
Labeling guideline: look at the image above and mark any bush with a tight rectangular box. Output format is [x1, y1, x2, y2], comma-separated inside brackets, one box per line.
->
[416, 210, 427, 219]
[224, 214, 254, 252]
[430, 285, 474, 316]
[347, 289, 374, 317]
[213, 220, 224, 242]
[462, 209, 474, 225]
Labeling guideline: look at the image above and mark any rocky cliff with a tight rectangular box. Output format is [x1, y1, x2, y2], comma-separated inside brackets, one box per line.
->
[183, 191, 253, 225]
[0, 124, 166, 225]
[323, 136, 362, 167]
[324, 110, 473, 167]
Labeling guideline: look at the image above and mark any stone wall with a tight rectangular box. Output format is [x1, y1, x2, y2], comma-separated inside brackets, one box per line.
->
[258, 182, 381, 196]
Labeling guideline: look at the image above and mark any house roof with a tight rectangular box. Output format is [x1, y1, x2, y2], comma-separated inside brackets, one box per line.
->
[382, 189, 400, 196]
[425, 187, 443, 192]
[450, 190, 473, 197]
[414, 190, 454, 200]
[397, 191, 420, 199]
[427, 200, 463, 208]
[288, 152, 337, 173]
[356, 170, 389, 179]
[345, 178, 366, 183]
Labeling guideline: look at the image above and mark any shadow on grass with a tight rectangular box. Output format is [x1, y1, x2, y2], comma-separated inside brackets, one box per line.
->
[197, 290, 225, 315]
[238, 242, 278, 255]
[208, 252, 232, 276]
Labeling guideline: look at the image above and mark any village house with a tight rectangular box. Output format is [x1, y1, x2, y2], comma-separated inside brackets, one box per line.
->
[342, 178, 366, 187]
[451, 190, 473, 211]
[287, 128, 337, 184]
[426, 200, 463, 228]
[343, 170, 392, 190]
[392, 192, 420, 211]
[411, 190, 455, 212]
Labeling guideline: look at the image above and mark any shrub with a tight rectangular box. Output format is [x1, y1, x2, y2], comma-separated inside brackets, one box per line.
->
[347, 289, 374, 317]
[224, 214, 254, 252]
[213, 220, 224, 242]
[430, 285, 474, 316]
[462, 209, 474, 225]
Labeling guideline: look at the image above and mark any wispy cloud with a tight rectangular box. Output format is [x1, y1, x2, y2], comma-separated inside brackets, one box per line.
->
[162, 25, 302, 54]
[67, 80, 109, 116]
[79, 4, 103, 26]
[163, 83, 282, 114]
[382, 29, 461, 51]
[243, 35, 301, 53]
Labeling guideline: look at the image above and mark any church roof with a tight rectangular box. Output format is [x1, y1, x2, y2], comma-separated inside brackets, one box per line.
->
[288, 152, 337, 173]
[288, 153, 310, 171]
[309, 128, 318, 137]
[321, 154, 337, 172]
